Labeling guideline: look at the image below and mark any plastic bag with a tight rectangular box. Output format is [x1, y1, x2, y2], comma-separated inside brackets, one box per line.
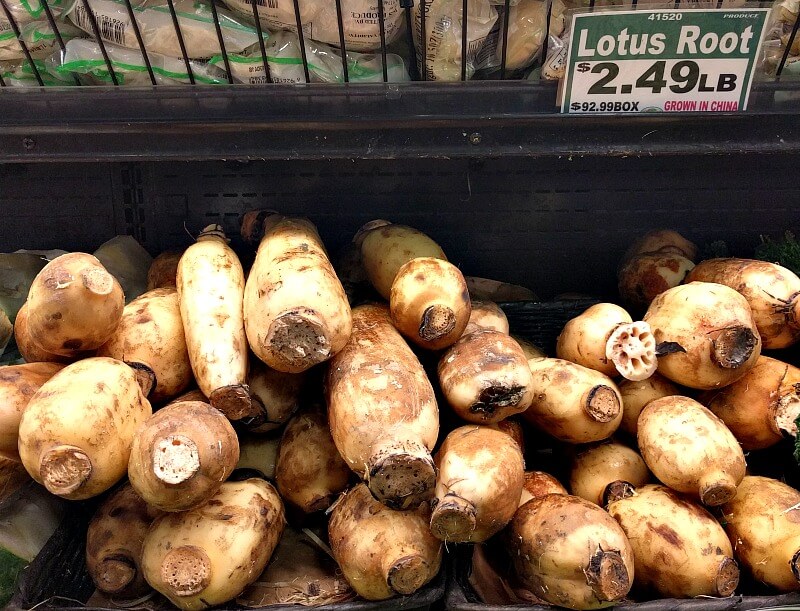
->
[762, 0, 799, 73]
[541, 22, 567, 80]
[52, 37, 227, 83]
[0, 57, 77, 84]
[0, 20, 83, 61]
[210, 30, 409, 83]
[66, 0, 266, 58]
[0, 0, 69, 33]
[489, 0, 564, 73]
[221, 0, 404, 52]
[412, 0, 498, 80]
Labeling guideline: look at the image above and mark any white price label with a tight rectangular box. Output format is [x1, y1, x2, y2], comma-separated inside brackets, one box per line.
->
[560, 9, 771, 114]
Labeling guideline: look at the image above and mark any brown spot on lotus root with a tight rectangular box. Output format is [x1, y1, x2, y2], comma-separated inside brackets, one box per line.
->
[649, 523, 683, 548]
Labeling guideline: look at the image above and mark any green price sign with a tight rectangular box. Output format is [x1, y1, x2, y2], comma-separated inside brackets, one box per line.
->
[560, 8, 771, 114]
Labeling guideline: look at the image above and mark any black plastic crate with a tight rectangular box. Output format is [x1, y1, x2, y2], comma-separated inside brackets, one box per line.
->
[8, 500, 446, 611]
[445, 545, 800, 611]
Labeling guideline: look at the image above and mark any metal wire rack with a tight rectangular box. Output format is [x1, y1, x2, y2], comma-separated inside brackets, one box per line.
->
[0, 0, 797, 87]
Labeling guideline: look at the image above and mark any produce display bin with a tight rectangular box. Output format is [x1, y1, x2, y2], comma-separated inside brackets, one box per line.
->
[3, 0, 800, 602]
[7, 498, 447, 610]
[445, 547, 800, 611]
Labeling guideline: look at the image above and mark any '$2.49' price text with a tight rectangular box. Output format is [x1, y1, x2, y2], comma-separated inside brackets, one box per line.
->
[577, 59, 738, 95]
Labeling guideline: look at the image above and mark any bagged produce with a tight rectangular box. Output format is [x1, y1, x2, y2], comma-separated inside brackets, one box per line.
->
[67, 0, 266, 58]
[0, 0, 69, 32]
[491, 0, 565, 73]
[221, 0, 403, 52]
[0, 58, 76, 85]
[53, 38, 227, 84]
[210, 30, 409, 84]
[0, 20, 83, 61]
[412, 0, 498, 80]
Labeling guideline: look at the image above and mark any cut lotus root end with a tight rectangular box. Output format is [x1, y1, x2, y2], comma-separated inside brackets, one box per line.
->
[240, 209, 281, 243]
[469, 385, 527, 421]
[210, 384, 254, 422]
[419, 305, 456, 342]
[367, 447, 436, 511]
[430, 494, 477, 541]
[791, 550, 800, 583]
[585, 548, 630, 602]
[711, 326, 758, 369]
[81, 268, 115, 296]
[97, 556, 137, 594]
[40, 445, 92, 496]
[582, 385, 621, 423]
[197, 224, 228, 243]
[774, 392, 800, 438]
[153, 434, 200, 485]
[387, 554, 429, 595]
[266, 310, 331, 371]
[699, 477, 738, 507]
[354, 219, 392, 247]
[161, 546, 212, 597]
[606, 321, 657, 382]
[128, 362, 157, 397]
[603, 480, 637, 506]
[715, 557, 740, 597]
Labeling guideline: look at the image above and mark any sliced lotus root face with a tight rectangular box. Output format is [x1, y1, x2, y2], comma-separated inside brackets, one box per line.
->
[606, 321, 657, 381]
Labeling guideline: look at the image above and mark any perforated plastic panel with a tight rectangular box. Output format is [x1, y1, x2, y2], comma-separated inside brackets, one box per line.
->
[0, 163, 122, 253]
[1, 155, 797, 298]
[139, 156, 800, 297]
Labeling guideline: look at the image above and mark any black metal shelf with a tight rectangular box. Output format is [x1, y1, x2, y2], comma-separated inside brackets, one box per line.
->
[2, 80, 800, 162]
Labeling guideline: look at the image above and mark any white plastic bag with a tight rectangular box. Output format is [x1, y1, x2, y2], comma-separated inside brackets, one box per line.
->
[0, 57, 76, 84]
[67, 0, 266, 58]
[221, 0, 404, 52]
[412, 0, 498, 80]
[210, 29, 409, 82]
[0, 0, 69, 33]
[0, 20, 83, 61]
[492, 0, 564, 72]
[52, 37, 226, 83]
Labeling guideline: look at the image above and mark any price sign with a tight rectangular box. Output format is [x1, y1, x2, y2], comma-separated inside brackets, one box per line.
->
[560, 9, 771, 114]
